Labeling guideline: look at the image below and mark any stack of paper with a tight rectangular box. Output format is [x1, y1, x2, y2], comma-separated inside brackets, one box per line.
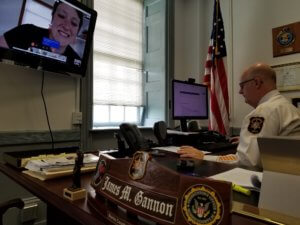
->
[23, 153, 99, 181]
[209, 167, 263, 191]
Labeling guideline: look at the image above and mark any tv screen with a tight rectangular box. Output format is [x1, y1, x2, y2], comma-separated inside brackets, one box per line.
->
[172, 79, 208, 119]
[0, 0, 97, 76]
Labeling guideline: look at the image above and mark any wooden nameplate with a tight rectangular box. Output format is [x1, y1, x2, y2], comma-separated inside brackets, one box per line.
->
[89, 151, 232, 225]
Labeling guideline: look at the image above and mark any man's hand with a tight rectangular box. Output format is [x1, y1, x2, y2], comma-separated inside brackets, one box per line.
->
[177, 146, 204, 159]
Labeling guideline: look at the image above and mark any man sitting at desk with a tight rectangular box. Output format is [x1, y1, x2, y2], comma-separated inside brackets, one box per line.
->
[177, 63, 300, 168]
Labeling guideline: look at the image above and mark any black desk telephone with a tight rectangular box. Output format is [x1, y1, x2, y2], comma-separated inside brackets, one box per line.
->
[118, 123, 151, 156]
[117, 122, 229, 157]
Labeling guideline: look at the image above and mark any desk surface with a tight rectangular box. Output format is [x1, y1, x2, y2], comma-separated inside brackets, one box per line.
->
[0, 160, 280, 225]
[0, 163, 105, 225]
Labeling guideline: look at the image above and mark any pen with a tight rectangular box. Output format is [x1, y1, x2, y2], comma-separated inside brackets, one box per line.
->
[232, 183, 251, 196]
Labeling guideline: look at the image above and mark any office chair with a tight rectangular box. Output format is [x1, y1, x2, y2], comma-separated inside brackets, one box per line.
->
[0, 198, 24, 225]
[153, 121, 168, 146]
[187, 120, 199, 132]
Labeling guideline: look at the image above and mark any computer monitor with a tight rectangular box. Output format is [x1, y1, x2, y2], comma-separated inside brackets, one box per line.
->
[172, 79, 208, 131]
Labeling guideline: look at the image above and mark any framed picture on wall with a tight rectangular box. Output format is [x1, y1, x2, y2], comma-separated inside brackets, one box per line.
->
[271, 62, 300, 91]
[272, 22, 300, 57]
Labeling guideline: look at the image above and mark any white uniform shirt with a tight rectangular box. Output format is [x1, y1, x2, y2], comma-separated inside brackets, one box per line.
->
[237, 90, 300, 167]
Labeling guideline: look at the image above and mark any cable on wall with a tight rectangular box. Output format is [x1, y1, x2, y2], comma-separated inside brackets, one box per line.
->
[41, 71, 54, 150]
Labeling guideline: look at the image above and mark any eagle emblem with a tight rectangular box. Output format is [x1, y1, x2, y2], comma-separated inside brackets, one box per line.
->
[182, 185, 223, 225]
[128, 151, 150, 180]
[193, 200, 210, 218]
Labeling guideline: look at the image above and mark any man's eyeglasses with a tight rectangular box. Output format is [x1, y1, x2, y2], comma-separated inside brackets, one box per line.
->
[239, 78, 255, 89]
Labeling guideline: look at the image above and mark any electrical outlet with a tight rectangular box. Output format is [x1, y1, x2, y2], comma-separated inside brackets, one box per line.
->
[72, 112, 82, 124]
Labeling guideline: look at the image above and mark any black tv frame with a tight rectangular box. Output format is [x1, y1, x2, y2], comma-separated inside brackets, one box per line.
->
[0, 0, 97, 77]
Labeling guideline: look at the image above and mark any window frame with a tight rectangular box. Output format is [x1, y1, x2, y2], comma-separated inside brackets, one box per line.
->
[80, 0, 174, 150]
[91, 0, 144, 129]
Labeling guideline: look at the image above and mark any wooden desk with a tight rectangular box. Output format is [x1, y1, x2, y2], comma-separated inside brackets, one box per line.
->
[0, 161, 284, 225]
[0, 163, 106, 225]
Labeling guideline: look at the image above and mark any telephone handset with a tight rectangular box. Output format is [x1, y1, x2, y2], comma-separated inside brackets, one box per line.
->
[119, 123, 150, 155]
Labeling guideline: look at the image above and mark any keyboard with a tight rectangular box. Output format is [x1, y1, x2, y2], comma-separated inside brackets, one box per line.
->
[195, 142, 238, 152]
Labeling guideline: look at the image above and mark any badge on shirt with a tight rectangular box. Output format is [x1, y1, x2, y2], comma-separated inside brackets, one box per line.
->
[248, 117, 264, 134]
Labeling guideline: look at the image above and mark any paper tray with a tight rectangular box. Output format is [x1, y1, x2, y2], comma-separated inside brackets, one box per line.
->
[22, 165, 96, 181]
[3, 147, 79, 169]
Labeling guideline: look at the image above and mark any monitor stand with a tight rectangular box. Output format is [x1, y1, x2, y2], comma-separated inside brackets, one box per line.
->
[180, 119, 188, 132]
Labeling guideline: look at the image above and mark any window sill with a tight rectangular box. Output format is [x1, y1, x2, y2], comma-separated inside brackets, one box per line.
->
[91, 125, 153, 132]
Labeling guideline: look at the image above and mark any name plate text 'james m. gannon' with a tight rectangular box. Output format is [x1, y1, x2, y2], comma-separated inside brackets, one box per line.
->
[99, 174, 177, 223]
[89, 151, 232, 225]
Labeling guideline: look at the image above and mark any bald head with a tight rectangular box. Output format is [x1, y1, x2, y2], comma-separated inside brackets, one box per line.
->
[239, 63, 277, 108]
[243, 63, 276, 85]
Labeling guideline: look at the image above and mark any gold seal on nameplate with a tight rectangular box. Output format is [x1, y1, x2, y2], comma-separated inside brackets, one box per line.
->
[182, 184, 223, 225]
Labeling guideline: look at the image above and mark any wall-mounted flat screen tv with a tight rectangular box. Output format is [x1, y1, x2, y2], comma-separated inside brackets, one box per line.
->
[0, 0, 97, 76]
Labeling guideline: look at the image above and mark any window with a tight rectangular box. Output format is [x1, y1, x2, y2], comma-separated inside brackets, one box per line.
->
[93, 0, 143, 128]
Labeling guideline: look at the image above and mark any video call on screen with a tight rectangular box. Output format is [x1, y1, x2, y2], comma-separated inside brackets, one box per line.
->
[0, 0, 92, 66]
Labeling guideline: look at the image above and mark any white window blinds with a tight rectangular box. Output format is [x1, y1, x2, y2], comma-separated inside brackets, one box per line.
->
[93, 0, 143, 108]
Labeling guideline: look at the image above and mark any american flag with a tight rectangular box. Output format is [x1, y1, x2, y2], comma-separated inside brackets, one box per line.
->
[203, 0, 229, 135]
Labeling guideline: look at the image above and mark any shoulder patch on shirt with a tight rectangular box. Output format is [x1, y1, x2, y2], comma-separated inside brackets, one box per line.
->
[248, 117, 264, 134]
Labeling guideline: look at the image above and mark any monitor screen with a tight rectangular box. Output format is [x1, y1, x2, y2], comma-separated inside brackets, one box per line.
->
[0, 0, 97, 76]
[172, 79, 208, 119]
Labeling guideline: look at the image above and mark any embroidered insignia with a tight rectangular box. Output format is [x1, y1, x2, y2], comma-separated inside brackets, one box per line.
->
[91, 159, 107, 188]
[182, 184, 223, 225]
[248, 117, 264, 134]
[128, 151, 150, 180]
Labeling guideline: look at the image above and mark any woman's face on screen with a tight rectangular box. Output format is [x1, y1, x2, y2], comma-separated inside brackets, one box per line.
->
[50, 3, 80, 50]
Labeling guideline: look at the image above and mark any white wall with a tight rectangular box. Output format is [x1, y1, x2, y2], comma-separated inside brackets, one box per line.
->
[174, 0, 300, 129]
[0, 63, 79, 132]
[174, 0, 205, 83]
[174, 0, 209, 128]
[231, 0, 300, 127]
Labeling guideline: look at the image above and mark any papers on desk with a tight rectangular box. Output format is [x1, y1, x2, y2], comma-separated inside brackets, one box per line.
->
[152, 146, 210, 155]
[23, 153, 99, 181]
[209, 167, 263, 190]
[152, 146, 180, 153]
[204, 154, 239, 164]
[25, 153, 98, 172]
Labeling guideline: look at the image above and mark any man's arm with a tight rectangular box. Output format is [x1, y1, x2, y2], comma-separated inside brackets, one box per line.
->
[177, 145, 239, 164]
[177, 146, 204, 159]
